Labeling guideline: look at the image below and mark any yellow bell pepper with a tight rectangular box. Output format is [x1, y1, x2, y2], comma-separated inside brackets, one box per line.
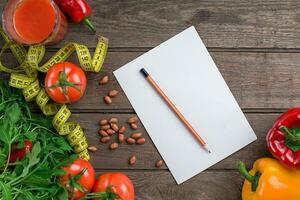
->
[238, 158, 300, 200]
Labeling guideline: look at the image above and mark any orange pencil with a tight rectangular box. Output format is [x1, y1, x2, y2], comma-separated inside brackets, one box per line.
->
[140, 68, 211, 153]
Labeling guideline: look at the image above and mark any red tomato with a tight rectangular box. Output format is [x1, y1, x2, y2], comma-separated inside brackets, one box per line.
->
[59, 159, 95, 200]
[93, 173, 134, 200]
[45, 62, 87, 104]
[9, 140, 32, 163]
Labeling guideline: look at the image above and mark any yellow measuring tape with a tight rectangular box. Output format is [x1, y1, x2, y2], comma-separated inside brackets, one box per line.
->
[0, 28, 108, 160]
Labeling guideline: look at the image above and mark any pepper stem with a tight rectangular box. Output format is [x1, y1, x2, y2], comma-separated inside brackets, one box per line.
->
[238, 161, 254, 182]
[280, 126, 300, 145]
[82, 18, 96, 33]
[238, 161, 261, 192]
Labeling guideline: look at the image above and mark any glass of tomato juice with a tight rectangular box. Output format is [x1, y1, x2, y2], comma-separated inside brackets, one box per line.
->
[2, 0, 68, 45]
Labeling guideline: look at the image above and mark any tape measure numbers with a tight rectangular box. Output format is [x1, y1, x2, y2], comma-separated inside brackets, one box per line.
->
[0, 28, 108, 160]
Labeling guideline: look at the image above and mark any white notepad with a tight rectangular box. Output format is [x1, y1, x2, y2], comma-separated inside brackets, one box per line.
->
[114, 26, 257, 184]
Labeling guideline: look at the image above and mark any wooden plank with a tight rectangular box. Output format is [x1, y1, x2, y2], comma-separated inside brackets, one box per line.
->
[1, 51, 299, 110]
[94, 170, 243, 200]
[1, 0, 300, 48]
[71, 113, 276, 170]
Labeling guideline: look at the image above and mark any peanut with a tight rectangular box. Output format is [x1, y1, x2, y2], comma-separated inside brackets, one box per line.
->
[99, 75, 109, 85]
[109, 142, 119, 150]
[106, 129, 116, 135]
[118, 126, 126, 134]
[108, 90, 119, 97]
[118, 134, 125, 143]
[100, 136, 110, 143]
[111, 123, 119, 132]
[127, 116, 138, 124]
[130, 123, 138, 130]
[136, 137, 146, 145]
[99, 119, 108, 125]
[98, 130, 108, 137]
[87, 146, 97, 152]
[126, 137, 136, 144]
[109, 117, 118, 123]
[129, 155, 137, 165]
[155, 159, 164, 168]
[131, 133, 143, 139]
[100, 125, 110, 131]
[104, 96, 112, 104]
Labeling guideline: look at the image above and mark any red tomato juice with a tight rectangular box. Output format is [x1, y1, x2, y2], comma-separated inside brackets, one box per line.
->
[13, 0, 56, 44]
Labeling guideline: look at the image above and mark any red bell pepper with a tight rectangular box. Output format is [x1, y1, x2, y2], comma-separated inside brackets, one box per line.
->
[267, 108, 300, 169]
[9, 140, 32, 163]
[54, 0, 96, 33]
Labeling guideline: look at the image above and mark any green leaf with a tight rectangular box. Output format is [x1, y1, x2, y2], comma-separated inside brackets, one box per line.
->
[21, 174, 53, 187]
[20, 142, 41, 178]
[5, 103, 21, 124]
[0, 80, 77, 199]
[16, 140, 25, 149]
[0, 119, 10, 144]
[0, 147, 9, 168]
[0, 103, 6, 112]
[13, 164, 24, 176]
[30, 114, 52, 129]
[17, 189, 36, 200]
[51, 137, 73, 152]
[24, 131, 38, 141]
[51, 169, 67, 176]
[0, 181, 12, 200]
[56, 187, 68, 200]
[32, 168, 65, 180]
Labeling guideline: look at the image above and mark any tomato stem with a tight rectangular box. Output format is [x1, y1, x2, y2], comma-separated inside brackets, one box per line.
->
[48, 66, 82, 103]
[83, 186, 119, 200]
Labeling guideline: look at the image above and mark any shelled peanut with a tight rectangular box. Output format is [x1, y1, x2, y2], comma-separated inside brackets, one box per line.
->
[96, 116, 164, 168]
[98, 75, 120, 105]
[99, 75, 109, 85]
[97, 75, 164, 167]
[98, 116, 146, 146]
[96, 116, 155, 166]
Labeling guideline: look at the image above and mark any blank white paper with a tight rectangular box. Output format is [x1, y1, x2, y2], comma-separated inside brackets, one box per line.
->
[113, 26, 257, 184]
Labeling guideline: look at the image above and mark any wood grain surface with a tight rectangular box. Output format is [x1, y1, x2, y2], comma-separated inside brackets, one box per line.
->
[94, 170, 243, 200]
[0, 0, 298, 199]
[72, 113, 275, 170]
[1, 51, 300, 111]
[2, 0, 300, 48]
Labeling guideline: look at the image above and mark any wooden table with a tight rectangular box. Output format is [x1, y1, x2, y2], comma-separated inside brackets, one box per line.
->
[2, 0, 300, 199]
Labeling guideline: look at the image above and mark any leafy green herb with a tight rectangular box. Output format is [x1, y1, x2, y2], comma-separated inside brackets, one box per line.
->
[0, 81, 77, 199]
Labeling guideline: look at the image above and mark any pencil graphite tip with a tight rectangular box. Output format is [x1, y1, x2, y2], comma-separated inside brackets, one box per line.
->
[140, 68, 149, 77]
[204, 145, 211, 153]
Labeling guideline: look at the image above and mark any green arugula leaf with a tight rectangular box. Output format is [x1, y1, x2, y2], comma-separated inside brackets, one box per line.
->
[0, 119, 10, 145]
[51, 137, 73, 152]
[0, 80, 77, 200]
[19, 142, 41, 178]
[24, 131, 38, 141]
[56, 187, 68, 200]
[21, 174, 53, 187]
[12, 164, 24, 177]
[5, 103, 21, 124]
[16, 141, 25, 149]
[16, 189, 36, 200]
[0, 146, 8, 168]
[0, 181, 12, 200]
